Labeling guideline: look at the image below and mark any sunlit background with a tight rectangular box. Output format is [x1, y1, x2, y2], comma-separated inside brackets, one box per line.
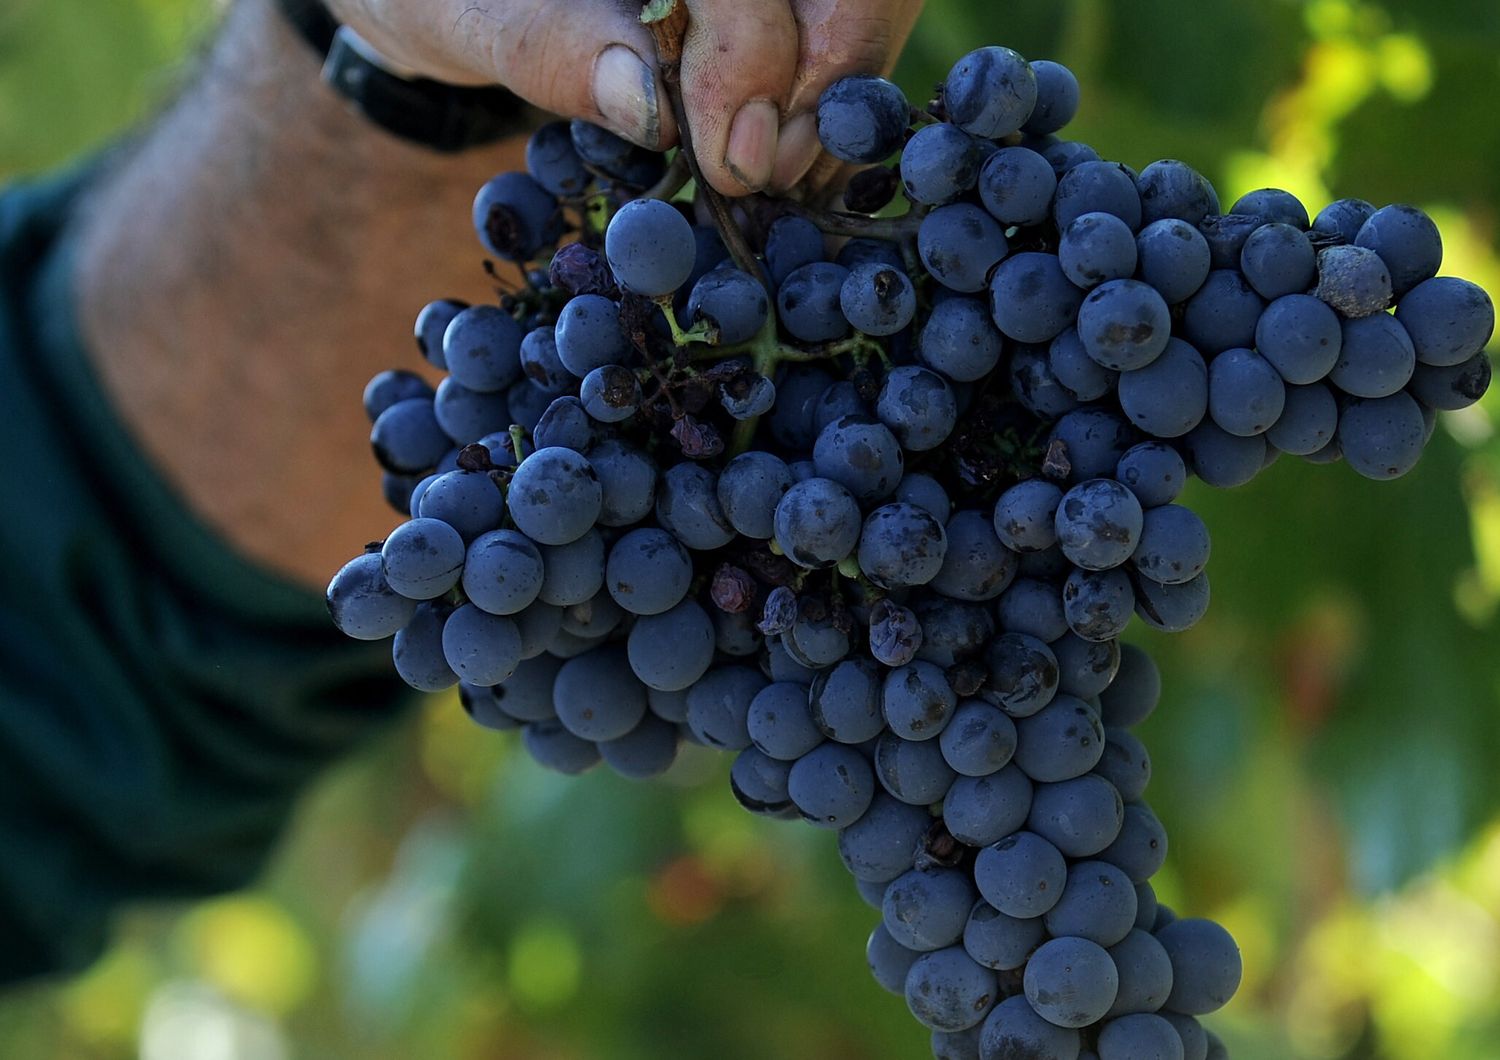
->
[3, 0, 1500, 1057]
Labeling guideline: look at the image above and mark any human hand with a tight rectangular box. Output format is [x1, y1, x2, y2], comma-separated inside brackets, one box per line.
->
[322, 0, 924, 195]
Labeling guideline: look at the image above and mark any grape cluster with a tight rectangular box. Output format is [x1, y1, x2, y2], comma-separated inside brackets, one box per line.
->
[326, 39, 1492, 1060]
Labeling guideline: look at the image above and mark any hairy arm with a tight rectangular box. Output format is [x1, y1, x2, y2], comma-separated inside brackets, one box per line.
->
[74, 0, 523, 590]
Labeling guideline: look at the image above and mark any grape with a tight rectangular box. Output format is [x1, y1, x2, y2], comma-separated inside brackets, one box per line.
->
[457, 529, 542, 615]
[392, 602, 459, 692]
[944, 46, 1037, 138]
[978, 146, 1058, 226]
[649, 465, 732, 552]
[1054, 163, 1143, 238]
[974, 829, 1066, 918]
[994, 480, 1063, 554]
[1063, 567, 1135, 642]
[1042, 138, 1102, 174]
[686, 665, 766, 750]
[884, 867, 977, 951]
[1156, 918, 1243, 1014]
[1014, 694, 1105, 783]
[774, 476, 863, 568]
[1053, 634, 1120, 698]
[1134, 218, 1212, 305]
[932, 1026, 982, 1060]
[877, 367, 958, 451]
[1162, 1014, 1208, 1060]
[720, 373, 777, 420]
[1028, 774, 1124, 857]
[1330, 313, 1417, 400]
[813, 415, 904, 501]
[599, 715, 679, 779]
[1024, 60, 1081, 135]
[1314, 244, 1393, 318]
[901, 123, 983, 206]
[870, 599, 925, 667]
[1096, 727, 1152, 803]
[883, 661, 959, 741]
[1050, 327, 1117, 401]
[938, 701, 1018, 777]
[1204, 1031, 1228, 1060]
[765, 216, 825, 287]
[1312, 196, 1375, 242]
[875, 731, 958, 805]
[1197, 213, 1263, 270]
[991, 252, 1085, 344]
[930, 510, 1019, 601]
[603, 198, 696, 297]
[838, 237, 906, 272]
[413, 470, 502, 542]
[686, 267, 770, 345]
[326, 552, 418, 640]
[1230, 187, 1308, 228]
[569, 121, 664, 187]
[868, 923, 923, 994]
[839, 794, 933, 882]
[789, 741, 876, 828]
[506, 447, 602, 545]
[1059, 212, 1138, 288]
[1097, 1013, 1185, 1060]
[364, 369, 434, 422]
[414, 299, 466, 369]
[380, 517, 466, 600]
[1047, 407, 1139, 483]
[1254, 293, 1341, 385]
[471, 172, 562, 261]
[816, 75, 910, 164]
[1099, 645, 1160, 728]
[897, 472, 955, 523]
[441, 604, 522, 686]
[1105, 929, 1175, 1017]
[372, 397, 451, 474]
[911, 597, 994, 668]
[460, 683, 520, 732]
[984, 633, 1060, 718]
[1135, 571, 1211, 633]
[524, 120, 588, 197]
[1132, 505, 1211, 586]
[905, 946, 999, 1032]
[1395, 276, 1494, 366]
[964, 900, 1046, 971]
[1181, 421, 1265, 489]
[515, 603, 563, 660]
[978, 995, 1081, 1060]
[554, 293, 631, 378]
[442, 305, 524, 393]
[996, 579, 1070, 643]
[532, 396, 597, 452]
[919, 204, 1009, 294]
[1114, 443, 1186, 508]
[813, 381, 868, 435]
[433, 377, 510, 445]
[918, 296, 1004, 383]
[1100, 802, 1169, 882]
[1181, 269, 1265, 354]
[1337, 392, 1427, 480]
[536, 528, 604, 607]
[552, 645, 649, 741]
[1023, 936, 1119, 1028]
[522, 719, 600, 774]
[715, 451, 792, 540]
[1043, 860, 1137, 947]
[586, 439, 656, 527]
[1011, 343, 1082, 420]
[729, 747, 794, 817]
[626, 599, 715, 691]
[1136, 160, 1219, 227]
[1238, 222, 1316, 300]
[1208, 347, 1286, 436]
[786, 608, 850, 668]
[1054, 479, 1144, 571]
[604, 528, 692, 616]
[747, 681, 823, 760]
[857, 503, 949, 590]
[779, 261, 852, 343]
[579, 364, 641, 423]
[1409, 350, 1492, 411]
[1355, 203, 1442, 296]
[944, 765, 1034, 845]
[507, 379, 552, 433]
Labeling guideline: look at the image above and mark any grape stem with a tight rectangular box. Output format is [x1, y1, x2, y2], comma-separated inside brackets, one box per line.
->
[643, 152, 692, 203]
[770, 199, 925, 242]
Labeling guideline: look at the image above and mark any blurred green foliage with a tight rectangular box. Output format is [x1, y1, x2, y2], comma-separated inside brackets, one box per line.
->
[4, 1, 1500, 1058]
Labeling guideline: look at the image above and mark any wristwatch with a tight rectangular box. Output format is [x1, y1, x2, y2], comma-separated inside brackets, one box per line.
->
[275, 0, 533, 152]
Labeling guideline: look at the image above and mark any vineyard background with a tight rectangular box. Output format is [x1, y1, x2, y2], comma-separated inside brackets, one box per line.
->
[3, 0, 1500, 1057]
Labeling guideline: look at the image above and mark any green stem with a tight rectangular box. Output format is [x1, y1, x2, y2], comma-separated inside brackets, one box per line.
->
[508, 424, 527, 464]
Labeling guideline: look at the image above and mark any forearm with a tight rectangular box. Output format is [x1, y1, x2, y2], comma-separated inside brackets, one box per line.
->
[74, 0, 525, 590]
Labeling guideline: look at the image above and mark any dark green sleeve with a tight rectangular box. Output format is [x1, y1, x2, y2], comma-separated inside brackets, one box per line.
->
[0, 164, 416, 982]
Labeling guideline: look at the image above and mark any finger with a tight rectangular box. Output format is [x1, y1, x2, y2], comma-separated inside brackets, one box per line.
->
[680, 0, 802, 196]
[329, 0, 676, 149]
[771, 0, 923, 192]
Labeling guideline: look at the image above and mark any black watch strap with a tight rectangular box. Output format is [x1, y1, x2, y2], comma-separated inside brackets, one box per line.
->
[275, 0, 531, 153]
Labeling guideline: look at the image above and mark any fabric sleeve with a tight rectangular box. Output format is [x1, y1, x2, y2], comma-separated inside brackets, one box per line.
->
[0, 163, 416, 982]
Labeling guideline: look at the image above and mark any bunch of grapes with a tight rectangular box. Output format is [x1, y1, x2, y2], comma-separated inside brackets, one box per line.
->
[326, 37, 1492, 1060]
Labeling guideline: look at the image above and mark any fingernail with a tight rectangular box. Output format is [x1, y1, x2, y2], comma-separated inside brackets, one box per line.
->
[770, 112, 823, 193]
[592, 45, 660, 148]
[724, 100, 780, 193]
